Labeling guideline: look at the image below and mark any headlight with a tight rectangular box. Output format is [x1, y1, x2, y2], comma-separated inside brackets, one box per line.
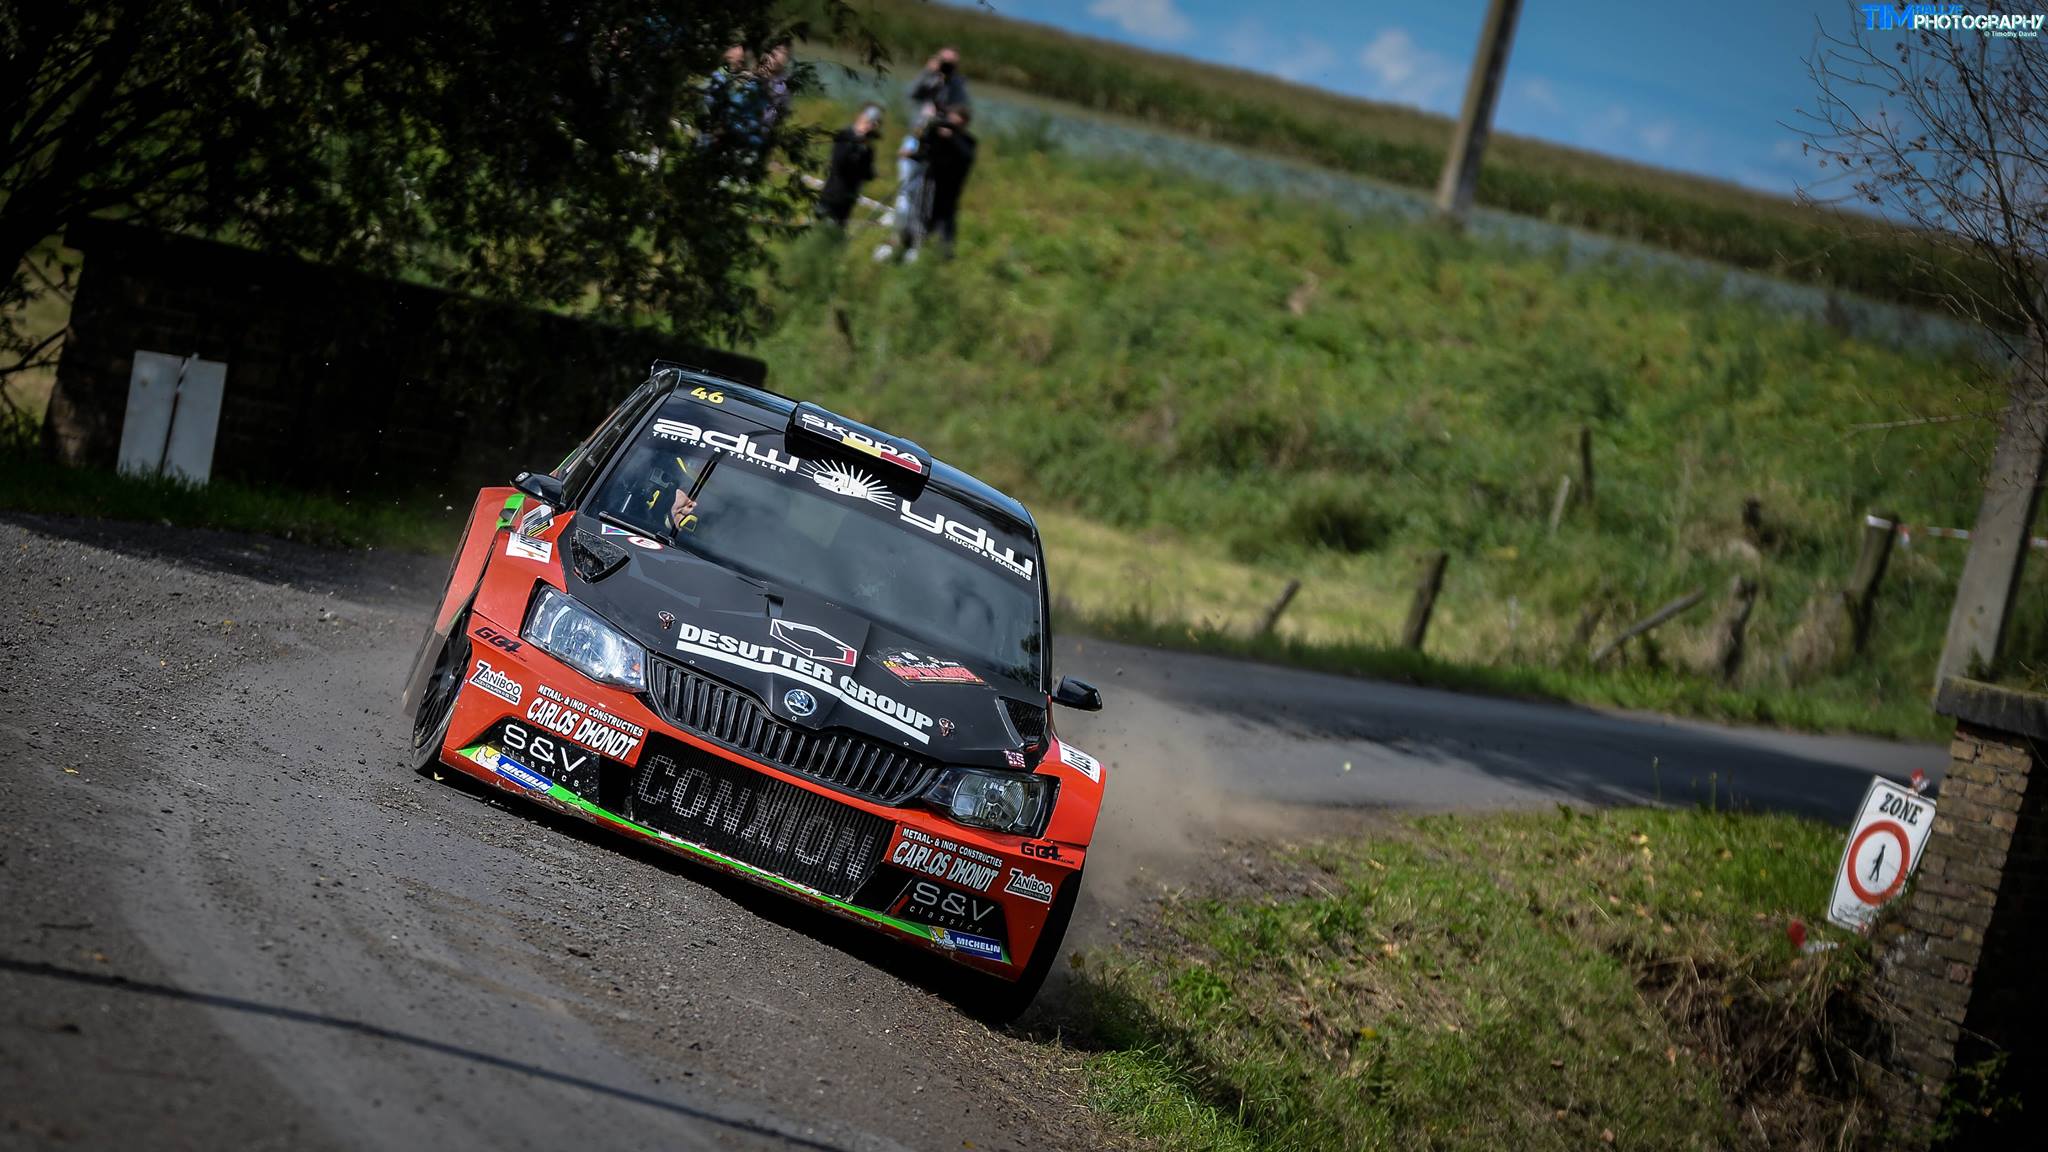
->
[925, 768, 1054, 836]
[521, 586, 646, 691]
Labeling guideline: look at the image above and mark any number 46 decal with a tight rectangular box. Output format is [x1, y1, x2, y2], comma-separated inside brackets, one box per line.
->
[690, 385, 724, 404]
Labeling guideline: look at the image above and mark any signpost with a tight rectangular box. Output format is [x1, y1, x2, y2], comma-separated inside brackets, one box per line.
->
[1827, 776, 1936, 932]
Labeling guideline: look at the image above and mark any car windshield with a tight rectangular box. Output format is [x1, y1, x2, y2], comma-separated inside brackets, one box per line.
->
[588, 402, 1044, 688]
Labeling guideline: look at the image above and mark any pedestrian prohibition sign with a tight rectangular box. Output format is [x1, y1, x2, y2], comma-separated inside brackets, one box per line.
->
[1827, 776, 1935, 932]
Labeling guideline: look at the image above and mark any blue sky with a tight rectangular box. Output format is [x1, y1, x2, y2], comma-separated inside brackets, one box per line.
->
[945, 1, 1865, 195]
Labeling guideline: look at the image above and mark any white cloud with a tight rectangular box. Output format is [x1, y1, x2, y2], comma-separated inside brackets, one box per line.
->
[1638, 120, 1676, 154]
[1222, 19, 1339, 84]
[1513, 76, 1561, 117]
[1088, 0, 1193, 43]
[1274, 41, 1340, 83]
[1357, 29, 1461, 112]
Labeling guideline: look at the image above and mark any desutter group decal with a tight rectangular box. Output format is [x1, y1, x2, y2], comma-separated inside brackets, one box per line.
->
[673, 621, 934, 743]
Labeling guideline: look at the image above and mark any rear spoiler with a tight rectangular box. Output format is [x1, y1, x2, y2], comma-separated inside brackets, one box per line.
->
[788, 402, 933, 498]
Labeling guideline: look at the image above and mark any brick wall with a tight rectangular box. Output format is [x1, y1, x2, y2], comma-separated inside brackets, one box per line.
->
[1869, 678, 2046, 1147]
[44, 220, 766, 495]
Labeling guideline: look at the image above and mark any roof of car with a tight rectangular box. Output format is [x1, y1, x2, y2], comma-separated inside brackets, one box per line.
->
[651, 361, 1037, 534]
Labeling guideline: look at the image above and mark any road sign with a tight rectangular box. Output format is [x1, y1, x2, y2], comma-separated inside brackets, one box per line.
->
[1828, 776, 1936, 932]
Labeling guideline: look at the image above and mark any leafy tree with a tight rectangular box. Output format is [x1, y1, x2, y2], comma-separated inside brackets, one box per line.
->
[1, 0, 878, 402]
[1800, 17, 2046, 684]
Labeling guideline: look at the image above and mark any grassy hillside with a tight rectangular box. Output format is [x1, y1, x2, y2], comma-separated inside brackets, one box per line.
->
[752, 99, 2044, 736]
[797, 0, 1994, 311]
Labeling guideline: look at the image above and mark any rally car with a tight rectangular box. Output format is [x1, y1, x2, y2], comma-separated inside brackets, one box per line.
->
[403, 362, 1106, 1017]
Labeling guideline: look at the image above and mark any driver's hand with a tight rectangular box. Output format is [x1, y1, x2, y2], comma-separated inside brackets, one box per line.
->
[670, 488, 698, 532]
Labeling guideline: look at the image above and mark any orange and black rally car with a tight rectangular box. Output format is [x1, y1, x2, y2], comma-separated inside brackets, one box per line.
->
[403, 362, 1106, 1016]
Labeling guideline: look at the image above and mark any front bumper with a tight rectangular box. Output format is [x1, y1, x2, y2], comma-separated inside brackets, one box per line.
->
[437, 614, 1082, 976]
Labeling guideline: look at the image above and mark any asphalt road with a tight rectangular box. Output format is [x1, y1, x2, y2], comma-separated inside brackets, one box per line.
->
[0, 515, 1945, 1150]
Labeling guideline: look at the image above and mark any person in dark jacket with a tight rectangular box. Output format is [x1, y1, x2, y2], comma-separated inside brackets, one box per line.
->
[908, 48, 969, 117]
[918, 107, 977, 256]
[818, 104, 883, 226]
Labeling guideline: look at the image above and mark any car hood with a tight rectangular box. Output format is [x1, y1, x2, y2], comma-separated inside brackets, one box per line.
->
[561, 517, 1037, 765]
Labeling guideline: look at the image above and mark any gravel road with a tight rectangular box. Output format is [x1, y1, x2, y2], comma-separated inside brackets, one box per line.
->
[0, 514, 1944, 1150]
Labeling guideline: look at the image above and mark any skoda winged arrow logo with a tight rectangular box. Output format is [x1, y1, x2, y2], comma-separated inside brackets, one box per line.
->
[783, 688, 818, 718]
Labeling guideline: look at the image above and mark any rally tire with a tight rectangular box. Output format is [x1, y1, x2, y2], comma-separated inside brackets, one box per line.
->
[411, 615, 471, 773]
[966, 867, 1083, 1025]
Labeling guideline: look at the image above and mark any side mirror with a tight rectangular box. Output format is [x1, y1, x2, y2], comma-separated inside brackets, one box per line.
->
[513, 470, 565, 506]
[1052, 676, 1102, 712]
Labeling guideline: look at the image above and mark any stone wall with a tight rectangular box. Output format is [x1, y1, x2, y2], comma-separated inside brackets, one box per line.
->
[1869, 678, 2046, 1147]
[45, 220, 766, 496]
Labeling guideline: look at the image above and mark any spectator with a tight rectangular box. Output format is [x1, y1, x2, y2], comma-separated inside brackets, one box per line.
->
[818, 104, 883, 227]
[699, 43, 791, 160]
[754, 44, 793, 135]
[918, 107, 977, 257]
[909, 47, 969, 117]
[877, 47, 968, 263]
[698, 45, 751, 147]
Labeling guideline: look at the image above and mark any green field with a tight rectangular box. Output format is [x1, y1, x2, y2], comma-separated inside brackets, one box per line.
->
[746, 94, 2038, 737]
[793, 0, 1994, 311]
[1056, 807, 1880, 1150]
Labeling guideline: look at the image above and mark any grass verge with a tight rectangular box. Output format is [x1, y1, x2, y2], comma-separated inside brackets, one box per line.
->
[0, 454, 463, 554]
[1056, 807, 1883, 1150]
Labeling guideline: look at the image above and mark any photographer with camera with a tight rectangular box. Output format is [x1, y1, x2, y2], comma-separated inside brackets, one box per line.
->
[910, 47, 969, 116]
[877, 46, 972, 263]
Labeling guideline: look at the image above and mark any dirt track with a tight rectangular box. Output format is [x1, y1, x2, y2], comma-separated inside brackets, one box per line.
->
[0, 514, 1942, 1150]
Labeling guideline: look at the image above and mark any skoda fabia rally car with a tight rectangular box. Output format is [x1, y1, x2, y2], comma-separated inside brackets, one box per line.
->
[403, 362, 1106, 1016]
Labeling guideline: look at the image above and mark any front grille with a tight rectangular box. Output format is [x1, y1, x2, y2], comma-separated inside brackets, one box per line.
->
[627, 740, 891, 901]
[647, 657, 941, 804]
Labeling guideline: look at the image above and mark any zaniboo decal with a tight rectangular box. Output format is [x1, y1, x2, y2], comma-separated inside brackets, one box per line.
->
[468, 659, 523, 705]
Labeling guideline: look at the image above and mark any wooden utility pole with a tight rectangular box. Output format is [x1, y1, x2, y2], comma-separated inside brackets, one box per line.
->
[1936, 353, 2048, 685]
[1435, 0, 1524, 221]
[1401, 551, 1449, 651]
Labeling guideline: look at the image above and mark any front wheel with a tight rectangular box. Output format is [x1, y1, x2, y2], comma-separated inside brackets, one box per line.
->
[411, 615, 470, 773]
[963, 867, 1083, 1025]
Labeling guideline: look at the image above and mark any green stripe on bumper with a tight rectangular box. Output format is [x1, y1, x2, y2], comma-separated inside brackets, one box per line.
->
[454, 744, 985, 955]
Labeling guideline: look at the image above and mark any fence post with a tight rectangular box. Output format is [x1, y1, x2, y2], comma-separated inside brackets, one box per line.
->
[1708, 575, 1759, 681]
[1401, 551, 1449, 652]
[1547, 474, 1573, 536]
[1256, 579, 1302, 637]
[1578, 425, 1595, 508]
[1844, 509, 1898, 653]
